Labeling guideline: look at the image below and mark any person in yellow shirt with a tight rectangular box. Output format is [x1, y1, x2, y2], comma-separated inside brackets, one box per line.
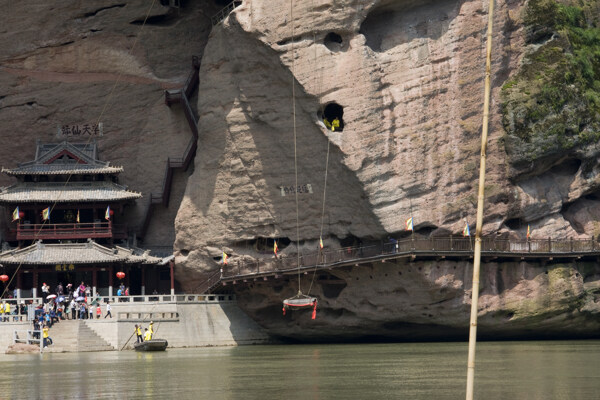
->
[148, 321, 154, 337]
[42, 325, 53, 348]
[331, 117, 340, 131]
[323, 117, 340, 132]
[143, 328, 152, 342]
[135, 324, 143, 343]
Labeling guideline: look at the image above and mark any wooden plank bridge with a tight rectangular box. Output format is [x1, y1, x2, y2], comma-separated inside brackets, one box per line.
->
[197, 236, 600, 294]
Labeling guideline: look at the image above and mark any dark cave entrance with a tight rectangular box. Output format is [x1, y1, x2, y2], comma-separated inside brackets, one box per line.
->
[319, 103, 345, 132]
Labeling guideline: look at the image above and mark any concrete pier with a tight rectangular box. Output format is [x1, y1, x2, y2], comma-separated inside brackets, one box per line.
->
[1, 296, 272, 353]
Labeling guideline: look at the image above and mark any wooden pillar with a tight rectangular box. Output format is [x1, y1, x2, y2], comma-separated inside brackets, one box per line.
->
[108, 265, 113, 297]
[169, 260, 175, 296]
[92, 268, 97, 298]
[32, 267, 38, 299]
[141, 266, 146, 296]
[16, 270, 22, 299]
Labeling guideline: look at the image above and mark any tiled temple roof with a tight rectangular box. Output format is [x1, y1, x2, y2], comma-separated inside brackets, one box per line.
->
[2, 141, 123, 176]
[0, 240, 164, 265]
[0, 181, 142, 203]
[2, 164, 123, 176]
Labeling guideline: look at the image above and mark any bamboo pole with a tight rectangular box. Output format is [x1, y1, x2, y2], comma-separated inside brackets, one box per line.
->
[466, 0, 494, 399]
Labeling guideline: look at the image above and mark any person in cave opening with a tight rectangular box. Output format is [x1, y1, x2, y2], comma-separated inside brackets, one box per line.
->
[323, 117, 340, 131]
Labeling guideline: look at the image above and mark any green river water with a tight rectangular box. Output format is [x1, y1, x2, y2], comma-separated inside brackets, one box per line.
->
[0, 341, 598, 399]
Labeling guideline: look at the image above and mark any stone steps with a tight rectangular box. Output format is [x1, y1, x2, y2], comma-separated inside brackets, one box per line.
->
[43, 319, 114, 353]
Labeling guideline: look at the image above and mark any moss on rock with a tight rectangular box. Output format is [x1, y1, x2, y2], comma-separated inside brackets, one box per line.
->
[502, 0, 600, 167]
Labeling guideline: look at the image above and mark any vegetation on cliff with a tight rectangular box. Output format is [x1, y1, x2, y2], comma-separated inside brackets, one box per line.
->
[501, 0, 600, 167]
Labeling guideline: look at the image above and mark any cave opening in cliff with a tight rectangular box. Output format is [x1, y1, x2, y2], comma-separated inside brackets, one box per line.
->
[319, 103, 344, 132]
[130, 13, 176, 26]
[339, 235, 360, 248]
[324, 32, 343, 51]
[504, 218, 523, 230]
[245, 237, 291, 254]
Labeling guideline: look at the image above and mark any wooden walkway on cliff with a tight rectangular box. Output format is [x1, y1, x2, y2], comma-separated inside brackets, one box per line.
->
[139, 56, 200, 239]
[198, 236, 600, 293]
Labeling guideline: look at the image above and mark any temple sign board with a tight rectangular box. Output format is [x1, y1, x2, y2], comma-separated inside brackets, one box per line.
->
[57, 123, 103, 137]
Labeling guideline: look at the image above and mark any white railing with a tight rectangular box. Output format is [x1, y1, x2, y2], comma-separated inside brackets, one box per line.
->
[102, 293, 236, 304]
[211, 0, 242, 26]
[13, 329, 42, 352]
[1, 294, 235, 322]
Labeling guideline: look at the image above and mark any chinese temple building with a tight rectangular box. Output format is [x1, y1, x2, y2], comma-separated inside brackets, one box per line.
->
[0, 141, 174, 298]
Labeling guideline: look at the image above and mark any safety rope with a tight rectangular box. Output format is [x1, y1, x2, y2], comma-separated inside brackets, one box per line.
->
[306, 0, 329, 296]
[1, 0, 159, 300]
[289, 0, 302, 294]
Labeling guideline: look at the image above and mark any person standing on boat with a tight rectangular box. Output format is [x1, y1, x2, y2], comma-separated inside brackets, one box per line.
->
[135, 324, 143, 343]
[148, 321, 154, 339]
[143, 328, 152, 342]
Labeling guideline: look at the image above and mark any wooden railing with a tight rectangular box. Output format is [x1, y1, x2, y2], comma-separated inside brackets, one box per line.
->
[197, 236, 600, 293]
[140, 56, 201, 239]
[12, 221, 127, 240]
[211, 0, 242, 26]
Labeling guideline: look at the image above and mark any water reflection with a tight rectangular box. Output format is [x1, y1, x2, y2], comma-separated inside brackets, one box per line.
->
[0, 341, 598, 399]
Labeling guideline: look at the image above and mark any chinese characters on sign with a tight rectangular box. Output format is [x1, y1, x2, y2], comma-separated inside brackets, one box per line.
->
[279, 184, 313, 197]
[57, 123, 103, 137]
[55, 264, 75, 271]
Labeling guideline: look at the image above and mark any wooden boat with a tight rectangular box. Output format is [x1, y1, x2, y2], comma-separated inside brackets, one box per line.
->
[134, 339, 168, 351]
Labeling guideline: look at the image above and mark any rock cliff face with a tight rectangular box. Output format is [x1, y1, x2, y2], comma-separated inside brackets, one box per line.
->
[2, 0, 600, 340]
[176, 0, 526, 277]
[232, 258, 600, 341]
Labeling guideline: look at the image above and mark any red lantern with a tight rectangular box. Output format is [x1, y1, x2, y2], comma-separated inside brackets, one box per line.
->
[109, 209, 114, 216]
[0, 275, 8, 283]
[18, 211, 25, 218]
[116, 271, 125, 280]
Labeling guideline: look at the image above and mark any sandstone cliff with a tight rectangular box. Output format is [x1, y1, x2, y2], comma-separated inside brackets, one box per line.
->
[176, 0, 526, 278]
[2, 0, 600, 340]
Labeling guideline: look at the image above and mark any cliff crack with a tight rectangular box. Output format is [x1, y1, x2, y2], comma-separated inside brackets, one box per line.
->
[82, 4, 126, 18]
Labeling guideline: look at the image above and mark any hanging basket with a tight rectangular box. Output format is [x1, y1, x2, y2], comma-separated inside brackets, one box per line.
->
[282, 292, 318, 319]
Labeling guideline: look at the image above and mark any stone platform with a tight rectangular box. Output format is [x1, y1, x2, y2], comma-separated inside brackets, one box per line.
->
[2, 297, 272, 353]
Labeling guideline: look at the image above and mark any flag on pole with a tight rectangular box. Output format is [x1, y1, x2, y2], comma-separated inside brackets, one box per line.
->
[274, 241, 278, 256]
[12, 207, 19, 222]
[105, 205, 110, 221]
[405, 217, 413, 231]
[463, 223, 470, 237]
[319, 236, 324, 249]
[42, 207, 50, 221]
[526, 225, 531, 239]
[222, 251, 228, 265]
[76, 209, 80, 223]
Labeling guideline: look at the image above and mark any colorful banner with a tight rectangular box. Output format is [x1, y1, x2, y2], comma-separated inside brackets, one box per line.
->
[463, 223, 470, 237]
[405, 217, 413, 231]
[42, 207, 50, 221]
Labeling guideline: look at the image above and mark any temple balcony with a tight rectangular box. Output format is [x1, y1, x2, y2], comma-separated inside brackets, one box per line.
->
[7, 221, 128, 241]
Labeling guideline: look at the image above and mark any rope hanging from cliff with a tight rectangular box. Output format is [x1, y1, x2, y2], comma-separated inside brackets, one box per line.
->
[289, 0, 302, 294]
[0, 0, 159, 300]
[307, 0, 330, 295]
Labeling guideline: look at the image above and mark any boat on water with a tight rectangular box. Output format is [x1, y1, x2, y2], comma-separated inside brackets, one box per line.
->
[134, 339, 168, 352]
